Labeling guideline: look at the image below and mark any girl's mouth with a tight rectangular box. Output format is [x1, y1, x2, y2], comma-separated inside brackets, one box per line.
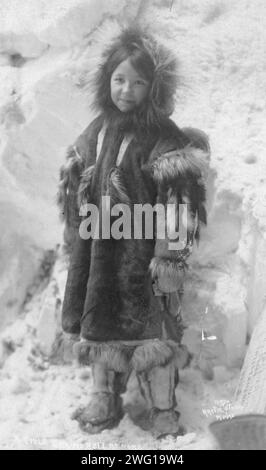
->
[120, 99, 135, 104]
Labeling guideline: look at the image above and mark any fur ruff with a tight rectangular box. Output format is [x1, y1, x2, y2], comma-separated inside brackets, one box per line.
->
[82, 27, 180, 134]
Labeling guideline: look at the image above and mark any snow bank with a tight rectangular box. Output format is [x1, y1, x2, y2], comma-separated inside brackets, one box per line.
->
[0, 0, 141, 329]
[135, 0, 266, 369]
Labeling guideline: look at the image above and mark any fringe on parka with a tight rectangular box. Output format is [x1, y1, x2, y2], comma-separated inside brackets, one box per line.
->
[57, 27, 210, 373]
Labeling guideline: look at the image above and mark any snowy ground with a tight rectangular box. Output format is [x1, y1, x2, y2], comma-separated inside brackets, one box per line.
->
[0, 263, 240, 450]
[0, 365, 236, 451]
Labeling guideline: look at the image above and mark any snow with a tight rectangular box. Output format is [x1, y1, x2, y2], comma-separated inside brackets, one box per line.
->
[0, 0, 266, 450]
[0, 301, 234, 450]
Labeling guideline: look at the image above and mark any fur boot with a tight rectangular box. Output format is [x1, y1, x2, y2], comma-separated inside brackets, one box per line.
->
[136, 359, 183, 439]
[72, 363, 129, 433]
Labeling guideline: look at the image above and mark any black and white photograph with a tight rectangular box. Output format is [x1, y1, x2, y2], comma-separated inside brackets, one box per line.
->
[0, 0, 265, 454]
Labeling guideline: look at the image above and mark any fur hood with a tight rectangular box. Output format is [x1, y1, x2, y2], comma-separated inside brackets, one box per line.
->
[86, 27, 180, 134]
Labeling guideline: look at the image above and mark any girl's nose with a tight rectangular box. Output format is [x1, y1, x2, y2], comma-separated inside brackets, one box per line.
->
[122, 81, 131, 93]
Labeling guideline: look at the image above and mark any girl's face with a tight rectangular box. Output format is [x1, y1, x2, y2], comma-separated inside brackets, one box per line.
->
[110, 58, 150, 112]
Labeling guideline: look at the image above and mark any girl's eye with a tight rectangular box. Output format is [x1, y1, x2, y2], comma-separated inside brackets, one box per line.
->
[114, 77, 124, 83]
[135, 80, 146, 86]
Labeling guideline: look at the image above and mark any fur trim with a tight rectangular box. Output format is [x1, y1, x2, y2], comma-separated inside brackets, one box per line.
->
[57, 145, 85, 224]
[152, 145, 209, 185]
[151, 145, 208, 240]
[131, 340, 174, 372]
[181, 127, 211, 159]
[77, 165, 95, 206]
[149, 256, 187, 282]
[73, 339, 190, 373]
[73, 341, 132, 373]
[106, 167, 131, 205]
[133, 341, 192, 371]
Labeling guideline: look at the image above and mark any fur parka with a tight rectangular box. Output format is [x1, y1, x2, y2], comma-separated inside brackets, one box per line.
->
[58, 28, 210, 373]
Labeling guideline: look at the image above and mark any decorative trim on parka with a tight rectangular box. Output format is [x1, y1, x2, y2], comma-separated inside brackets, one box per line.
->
[77, 164, 95, 207]
[73, 338, 191, 373]
[57, 145, 86, 245]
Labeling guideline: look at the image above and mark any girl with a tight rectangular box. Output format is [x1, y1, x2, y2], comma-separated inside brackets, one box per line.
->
[58, 27, 210, 438]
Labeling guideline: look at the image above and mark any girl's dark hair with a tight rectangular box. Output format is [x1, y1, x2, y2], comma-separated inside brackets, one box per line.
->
[92, 28, 179, 134]
[106, 46, 155, 82]
[95, 42, 155, 112]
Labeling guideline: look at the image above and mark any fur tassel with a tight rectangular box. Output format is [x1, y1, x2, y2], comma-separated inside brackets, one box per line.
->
[57, 145, 85, 223]
[106, 168, 131, 205]
[73, 341, 131, 373]
[77, 165, 95, 206]
[131, 340, 174, 372]
[149, 256, 187, 282]
[152, 145, 209, 185]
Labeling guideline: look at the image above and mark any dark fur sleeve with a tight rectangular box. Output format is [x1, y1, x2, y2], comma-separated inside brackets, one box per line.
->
[150, 132, 210, 292]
